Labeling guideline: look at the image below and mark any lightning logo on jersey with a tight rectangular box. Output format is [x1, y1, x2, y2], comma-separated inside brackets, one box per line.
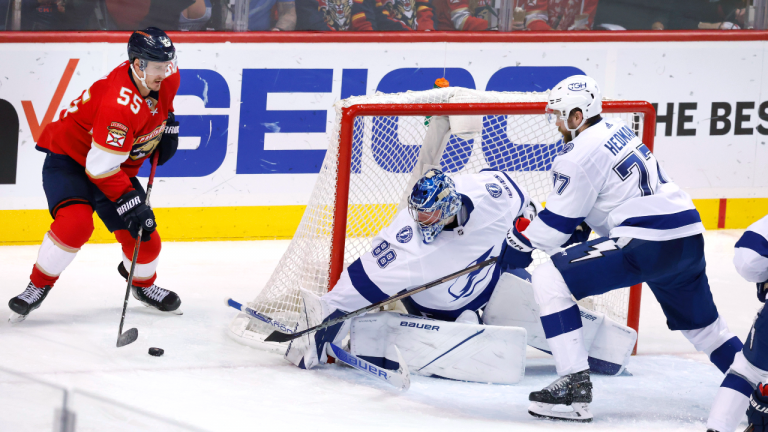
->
[447, 247, 495, 301]
[569, 240, 618, 263]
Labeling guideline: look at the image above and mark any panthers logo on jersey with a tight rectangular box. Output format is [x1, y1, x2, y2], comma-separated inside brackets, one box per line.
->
[130, 123, 165, 160]
[322, 0, 353, 30]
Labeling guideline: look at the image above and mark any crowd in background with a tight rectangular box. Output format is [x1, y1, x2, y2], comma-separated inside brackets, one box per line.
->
[0, 0, 754, 32]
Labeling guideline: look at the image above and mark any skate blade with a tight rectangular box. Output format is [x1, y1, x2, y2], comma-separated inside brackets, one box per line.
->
[528, 402, 593, 422]
[139, 302, 183, 315]
[8, 312, 26, 324]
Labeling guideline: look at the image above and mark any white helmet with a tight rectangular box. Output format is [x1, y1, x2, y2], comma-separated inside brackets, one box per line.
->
[546, 75, 602, 134]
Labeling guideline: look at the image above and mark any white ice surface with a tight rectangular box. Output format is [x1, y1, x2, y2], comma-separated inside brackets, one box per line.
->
[0, 230, 760, 431]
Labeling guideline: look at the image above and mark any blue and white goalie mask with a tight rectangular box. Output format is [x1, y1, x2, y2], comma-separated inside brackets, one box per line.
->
[407, 169, 462, 244]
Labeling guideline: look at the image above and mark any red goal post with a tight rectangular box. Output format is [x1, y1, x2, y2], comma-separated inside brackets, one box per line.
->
[332, 100, 657, 353]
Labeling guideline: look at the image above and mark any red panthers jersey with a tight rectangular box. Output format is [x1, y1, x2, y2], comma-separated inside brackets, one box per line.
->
[37, 61, 180, 202]
[522, 0, 597, 30]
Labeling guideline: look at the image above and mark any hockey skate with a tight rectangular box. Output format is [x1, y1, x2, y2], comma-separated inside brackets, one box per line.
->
[528, 369, 593, 422]
[118, 263, 182, 315]
[8, 282, 52, 323]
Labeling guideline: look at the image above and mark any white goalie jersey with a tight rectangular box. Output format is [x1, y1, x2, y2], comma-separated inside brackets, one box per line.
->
[524, 118, 705, 253]
[323, 171, 530, 320]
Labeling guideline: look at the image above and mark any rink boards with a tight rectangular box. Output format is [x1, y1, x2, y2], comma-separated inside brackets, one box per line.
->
[0, 34, 766, 243]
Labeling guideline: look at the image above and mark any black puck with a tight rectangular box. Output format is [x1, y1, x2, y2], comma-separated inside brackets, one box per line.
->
[148, 347, 164, 357]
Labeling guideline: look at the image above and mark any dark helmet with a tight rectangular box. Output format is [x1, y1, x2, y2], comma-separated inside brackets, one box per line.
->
[127, 27, 176, 67]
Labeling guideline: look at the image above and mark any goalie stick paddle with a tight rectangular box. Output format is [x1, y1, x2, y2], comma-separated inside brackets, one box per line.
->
[226, 298, 296, 335]
[116, 151, 159, 348]
[264, 256, 498, 343]
[328, 343, 410, 391]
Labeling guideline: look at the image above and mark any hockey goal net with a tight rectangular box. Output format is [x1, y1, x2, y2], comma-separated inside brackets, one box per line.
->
[229, 87, 654, 353]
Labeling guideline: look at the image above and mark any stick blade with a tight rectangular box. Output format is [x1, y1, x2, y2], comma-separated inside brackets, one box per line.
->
[116, 328, 138, 347]
[264, 330, 297, 343]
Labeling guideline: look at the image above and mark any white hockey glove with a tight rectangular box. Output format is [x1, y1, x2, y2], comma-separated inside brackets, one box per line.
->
[285, 289, 350, 369]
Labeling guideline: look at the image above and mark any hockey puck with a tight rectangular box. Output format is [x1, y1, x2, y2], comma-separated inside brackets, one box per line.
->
[148, 347, 164, 357]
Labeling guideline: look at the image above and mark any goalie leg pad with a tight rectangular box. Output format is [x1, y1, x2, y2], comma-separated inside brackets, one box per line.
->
[350, 312, 527, 384]
[484, 272, 636, 375]
[285, 289, 350, 369]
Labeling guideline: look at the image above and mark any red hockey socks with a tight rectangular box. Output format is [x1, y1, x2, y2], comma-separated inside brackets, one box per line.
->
[115, 229, 162, 288]
[30, 204, 94, 288]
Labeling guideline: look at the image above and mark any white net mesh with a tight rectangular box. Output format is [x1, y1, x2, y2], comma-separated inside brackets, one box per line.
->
[228, 87, 644, 349]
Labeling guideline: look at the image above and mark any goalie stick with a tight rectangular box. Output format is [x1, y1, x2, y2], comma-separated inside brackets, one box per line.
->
[263, 257, 498, 343]
[328, 343, 410, 391]
[226, 298, 295, 335]
[227, 299, 410, 390]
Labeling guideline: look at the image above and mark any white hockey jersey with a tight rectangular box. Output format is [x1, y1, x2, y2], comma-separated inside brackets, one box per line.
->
[525, 118, 705, 254]
[322, 171, 529, 320]
[734, 215, 768, 283]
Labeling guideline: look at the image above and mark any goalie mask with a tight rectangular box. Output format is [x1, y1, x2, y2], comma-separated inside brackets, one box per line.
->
[545, 75, 602, 135]
[407, 169, 461, 244]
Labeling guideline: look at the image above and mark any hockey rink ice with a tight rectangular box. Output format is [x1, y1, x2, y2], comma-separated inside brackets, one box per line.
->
[0, 230, 760, 432]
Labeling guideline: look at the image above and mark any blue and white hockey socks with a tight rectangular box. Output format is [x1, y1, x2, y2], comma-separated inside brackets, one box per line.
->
[532, 261, 590, 376]
[707, 351, 768, 432]
[681, 316, 742, 373]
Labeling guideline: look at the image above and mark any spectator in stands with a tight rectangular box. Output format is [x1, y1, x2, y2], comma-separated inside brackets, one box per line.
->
[518, 0, 598, 30]
[248, 0, 296, 30]
[179, 0, 212, 30]
[296, 0, 376, 30]
[20, 0, 97, 30]
[592, 0, 667, 30]
[593, 0, 746, 30]
[662, 0, 746, 30]
[433, 0, 489, 30]
[377, 0, 434, 30]
[296, 0, 430, 31]
[105, 0, 196, 30]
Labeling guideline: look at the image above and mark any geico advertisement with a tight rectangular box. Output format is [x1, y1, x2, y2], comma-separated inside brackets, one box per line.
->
[0, 41, 765, 211]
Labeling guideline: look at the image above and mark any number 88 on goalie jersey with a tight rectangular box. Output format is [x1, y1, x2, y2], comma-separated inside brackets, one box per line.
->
[323, 171, 531, 321]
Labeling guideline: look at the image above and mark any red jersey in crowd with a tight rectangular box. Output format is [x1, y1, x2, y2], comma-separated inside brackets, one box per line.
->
[433, 0, 489, 30]
[37, 61, 180, 202]
[522, 0, 597, 30]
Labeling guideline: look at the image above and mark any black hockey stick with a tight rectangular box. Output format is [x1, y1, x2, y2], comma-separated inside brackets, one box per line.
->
[117, 151, 160, 348]
[264, 256, 498, 343]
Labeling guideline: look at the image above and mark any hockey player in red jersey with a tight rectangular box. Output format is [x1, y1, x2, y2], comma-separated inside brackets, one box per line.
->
[8, 28, 182, 323]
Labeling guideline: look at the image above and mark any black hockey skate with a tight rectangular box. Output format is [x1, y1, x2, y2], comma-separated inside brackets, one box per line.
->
[118, 262, 182, 315]
[528, 369, 593, 422]
[8, 282, 52, 323]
